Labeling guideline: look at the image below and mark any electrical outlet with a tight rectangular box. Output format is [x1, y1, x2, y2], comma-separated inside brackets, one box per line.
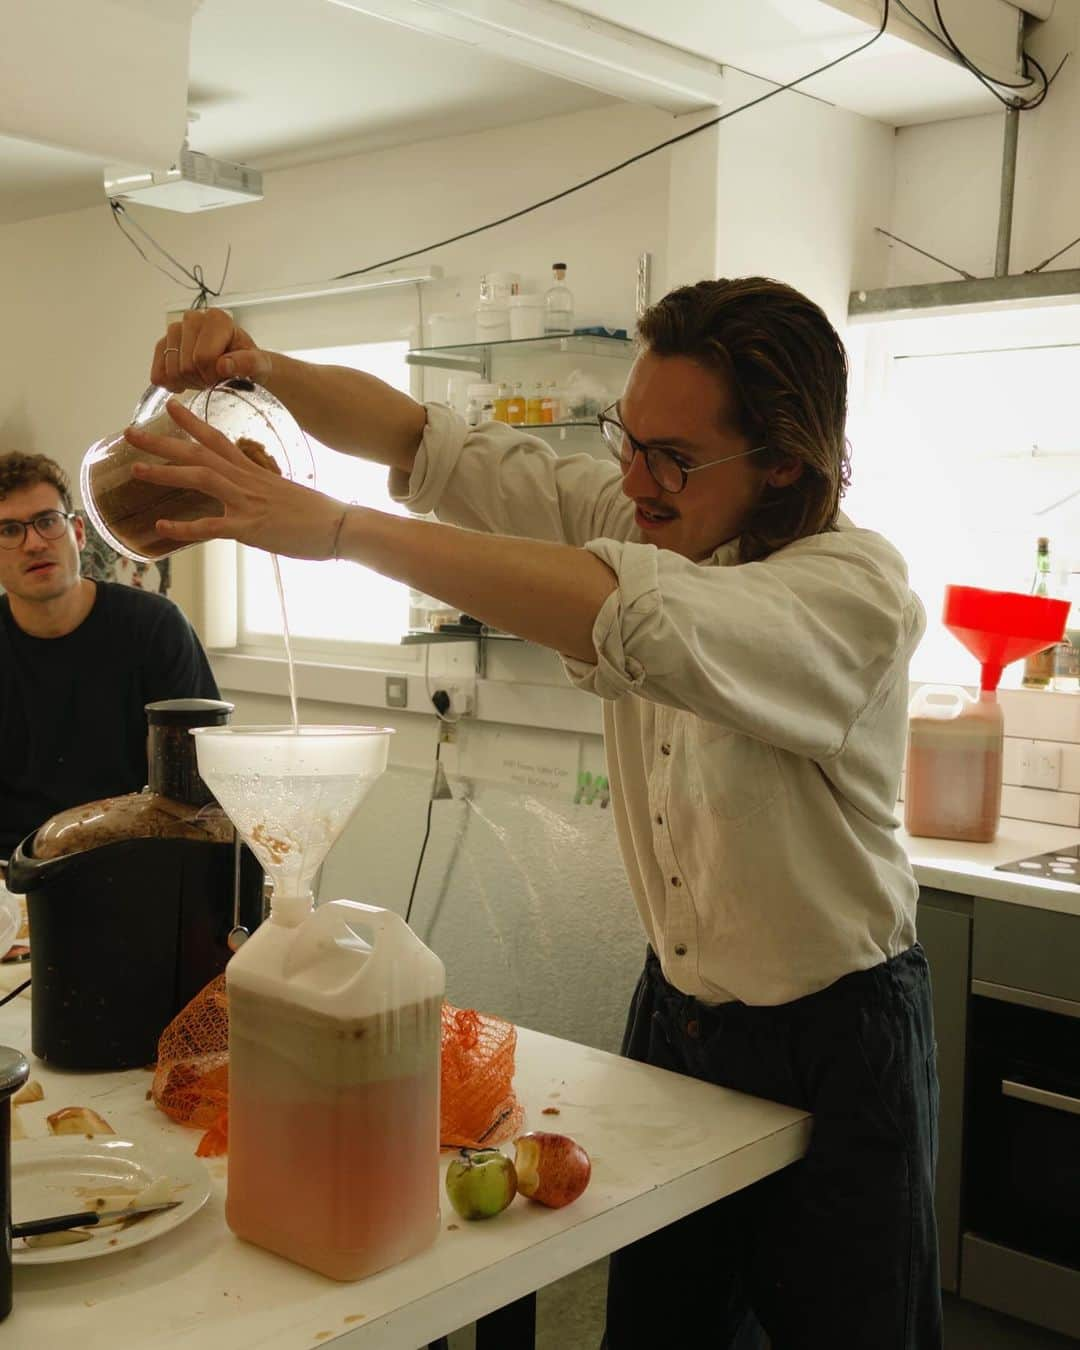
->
[442, 681, 475, 718]
[1019, 741, 1061, 790]
[385, 675, 408, 709]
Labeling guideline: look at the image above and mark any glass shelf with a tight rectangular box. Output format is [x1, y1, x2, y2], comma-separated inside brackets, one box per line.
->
[406, 332, 634, 377]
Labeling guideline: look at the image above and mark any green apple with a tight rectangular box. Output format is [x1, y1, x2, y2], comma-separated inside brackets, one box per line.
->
[445, 1148, 518, 1220]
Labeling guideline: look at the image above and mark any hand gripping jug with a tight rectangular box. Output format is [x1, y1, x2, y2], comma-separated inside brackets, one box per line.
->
[191, 724, 445, 1281]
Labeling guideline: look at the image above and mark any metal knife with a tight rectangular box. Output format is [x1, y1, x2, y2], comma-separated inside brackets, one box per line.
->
[13, 1200, 182, 1239]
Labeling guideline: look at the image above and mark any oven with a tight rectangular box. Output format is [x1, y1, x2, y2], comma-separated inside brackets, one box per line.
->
[961, 920, 1080, 1341]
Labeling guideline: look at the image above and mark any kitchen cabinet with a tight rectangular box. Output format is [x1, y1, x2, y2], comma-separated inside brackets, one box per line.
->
[919, 884, 1080, 1338]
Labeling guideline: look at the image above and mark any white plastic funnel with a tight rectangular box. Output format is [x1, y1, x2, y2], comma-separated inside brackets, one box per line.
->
[191, 725, 393, 925]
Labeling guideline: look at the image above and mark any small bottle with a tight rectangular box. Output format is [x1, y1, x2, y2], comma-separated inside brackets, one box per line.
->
[544, 263, 574, 335]
[492, 383, 511, 423]
[525, 383, 544, 425]
[540, 383, 559, 424]
[506, 382, 526, 426]
[464, 383, 498, 428]
[1023, 536, 1056, 689]
[1053, 571, 1080, 693]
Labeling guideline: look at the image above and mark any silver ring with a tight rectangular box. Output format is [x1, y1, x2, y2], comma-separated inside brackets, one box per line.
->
[163, 347, 181, 358]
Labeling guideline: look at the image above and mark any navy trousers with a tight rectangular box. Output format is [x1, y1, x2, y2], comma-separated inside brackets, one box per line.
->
[602, 946, 943, 1349]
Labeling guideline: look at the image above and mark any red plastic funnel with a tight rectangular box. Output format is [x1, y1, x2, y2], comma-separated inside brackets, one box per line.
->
[944, 584, 1069, 692]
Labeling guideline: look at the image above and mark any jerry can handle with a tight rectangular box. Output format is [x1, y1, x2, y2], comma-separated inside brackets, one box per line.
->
[908, 683, 971, 720]
[283, 899, 416, 979]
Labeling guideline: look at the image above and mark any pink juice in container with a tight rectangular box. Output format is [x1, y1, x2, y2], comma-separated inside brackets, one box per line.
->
[191, 724, 445, 1281]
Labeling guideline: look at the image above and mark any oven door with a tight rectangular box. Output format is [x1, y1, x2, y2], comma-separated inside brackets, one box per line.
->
[966, 991, 1080, 1272]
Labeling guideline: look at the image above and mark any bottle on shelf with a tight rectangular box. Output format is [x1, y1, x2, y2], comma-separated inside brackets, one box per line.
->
[544, 263, 574, 335]
[1022, 536, 1056, 689]
[540, 383, 560, 424]
[1053, 570, 1080, 693]
[506, 382, 526, 426]
[464, 383, 498, 428]
[525, 382, 544, 426]
[492, 383, 511, 423]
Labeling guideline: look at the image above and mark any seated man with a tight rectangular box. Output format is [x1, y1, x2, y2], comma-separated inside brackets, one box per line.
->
[0, 451, 219, 856]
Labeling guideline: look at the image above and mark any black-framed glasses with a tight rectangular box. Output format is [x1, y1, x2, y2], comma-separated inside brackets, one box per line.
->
[0, 510, 77, 550]
[596, 403, 767, 494]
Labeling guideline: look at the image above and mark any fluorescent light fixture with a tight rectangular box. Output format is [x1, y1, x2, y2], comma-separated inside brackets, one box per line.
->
[209, 266, 443, 312]
[849, 269, 1080, 321]
[327, 0, 725, 114]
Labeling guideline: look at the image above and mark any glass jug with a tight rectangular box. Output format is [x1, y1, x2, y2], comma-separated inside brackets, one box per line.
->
[81, 380, 316, 562]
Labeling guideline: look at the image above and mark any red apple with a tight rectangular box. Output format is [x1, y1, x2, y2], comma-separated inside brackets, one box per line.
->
[513, 1132, 591, 1209]
[445, 1148, 518, 1220]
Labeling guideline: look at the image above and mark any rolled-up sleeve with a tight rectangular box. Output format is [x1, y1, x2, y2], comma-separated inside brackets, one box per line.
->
[562, 530, 924, 760]
[390, 403, 633, 547]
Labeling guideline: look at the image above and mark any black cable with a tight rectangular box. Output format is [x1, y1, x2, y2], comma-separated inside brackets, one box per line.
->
[896, 0, 1068, 111]
[333, 0, 894, 280]
[0, 978, 30, 1009]
[404, 693, 450, 927]
[108, 199, 232, 308]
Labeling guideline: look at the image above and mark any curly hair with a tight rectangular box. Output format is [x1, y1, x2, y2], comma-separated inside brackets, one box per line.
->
[0, 452, 74, 514]
[636, 278, 850, 563]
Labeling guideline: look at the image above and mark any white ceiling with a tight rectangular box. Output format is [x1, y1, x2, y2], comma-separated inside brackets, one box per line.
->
[0, 0, 1008, 227]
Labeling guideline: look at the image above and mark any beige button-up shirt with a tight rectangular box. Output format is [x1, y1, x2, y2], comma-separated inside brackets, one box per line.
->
[392, 404, 926, 1005]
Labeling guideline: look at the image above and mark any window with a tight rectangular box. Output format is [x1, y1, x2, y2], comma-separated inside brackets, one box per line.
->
[846, 303, 1080, 686]
[238, 339, 415, 654]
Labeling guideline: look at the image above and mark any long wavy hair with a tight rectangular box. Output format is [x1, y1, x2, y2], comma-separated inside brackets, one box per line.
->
[637, 278, 851, 562]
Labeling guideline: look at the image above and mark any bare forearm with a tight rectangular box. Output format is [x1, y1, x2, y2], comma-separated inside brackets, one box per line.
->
[264, 355, 426, 473]
[338, 508, 616, 662]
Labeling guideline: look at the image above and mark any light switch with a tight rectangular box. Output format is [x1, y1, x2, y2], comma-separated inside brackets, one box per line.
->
[385, 675, 408, 709]
[1019, 741, 1061, 790]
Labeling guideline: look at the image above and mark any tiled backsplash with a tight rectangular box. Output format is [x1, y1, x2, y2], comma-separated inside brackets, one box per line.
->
[901, 686, 1080, 830]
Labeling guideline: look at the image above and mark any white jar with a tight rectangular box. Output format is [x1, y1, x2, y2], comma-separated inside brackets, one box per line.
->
[427, 312, 475, 347]
[509, 294, 545, 340]
[465, 382, 498, 427]
[475, 302, 510, 343]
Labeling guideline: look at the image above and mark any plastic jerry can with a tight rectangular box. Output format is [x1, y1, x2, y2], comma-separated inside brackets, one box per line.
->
[904, 685, 1004, 844]
[225, 901, 445, 1280]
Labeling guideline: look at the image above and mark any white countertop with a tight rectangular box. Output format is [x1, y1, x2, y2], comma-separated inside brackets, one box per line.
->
[0, 997, 809, 1350]
[903, 821, 1080, 917]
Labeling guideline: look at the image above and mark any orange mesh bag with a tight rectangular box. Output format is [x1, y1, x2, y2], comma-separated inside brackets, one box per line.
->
[440, 1002, 523, 1149]
[152, 974, 230, 1157]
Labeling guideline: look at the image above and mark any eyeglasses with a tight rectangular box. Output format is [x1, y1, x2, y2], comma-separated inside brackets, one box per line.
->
[596, 403, 767, 494]
[0, 510, 76, 550]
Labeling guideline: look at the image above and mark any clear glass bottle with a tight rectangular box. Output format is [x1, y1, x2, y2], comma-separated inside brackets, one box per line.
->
[525, 383, 544, 425]
[540, 383, 560, 424]
[543, 263, 574, 335]
[1023, 537, 1055, 689]
[506, 382, 526, 426]
[492, 382, 511, 423]
[1053, 570, 1080, 692]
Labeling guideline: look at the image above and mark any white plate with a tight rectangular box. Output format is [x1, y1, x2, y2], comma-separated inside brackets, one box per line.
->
[11, 1136, 212, 1264]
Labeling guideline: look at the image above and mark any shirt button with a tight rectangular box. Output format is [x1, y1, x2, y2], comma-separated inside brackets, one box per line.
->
[674, 943, 688, 957]
[671, 876, 681, 887]
[655, 814, 663, 826]
[686, 1019, 700, 1038]
[660, 743, 671, 755]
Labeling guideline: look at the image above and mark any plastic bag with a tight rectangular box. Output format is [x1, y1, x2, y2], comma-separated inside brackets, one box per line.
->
[151, 974, 229, 1156]
[152, 983, 522, 1157]
[440, 1002, 523, 1149]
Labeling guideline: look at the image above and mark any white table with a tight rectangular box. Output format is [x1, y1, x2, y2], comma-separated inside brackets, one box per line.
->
[0, 988, 810, 1350]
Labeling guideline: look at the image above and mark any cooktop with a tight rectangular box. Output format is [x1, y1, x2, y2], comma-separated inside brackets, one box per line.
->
[996, 844, 1080, 887]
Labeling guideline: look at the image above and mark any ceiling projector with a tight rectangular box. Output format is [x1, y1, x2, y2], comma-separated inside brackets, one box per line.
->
[104, 148, 262, 213]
